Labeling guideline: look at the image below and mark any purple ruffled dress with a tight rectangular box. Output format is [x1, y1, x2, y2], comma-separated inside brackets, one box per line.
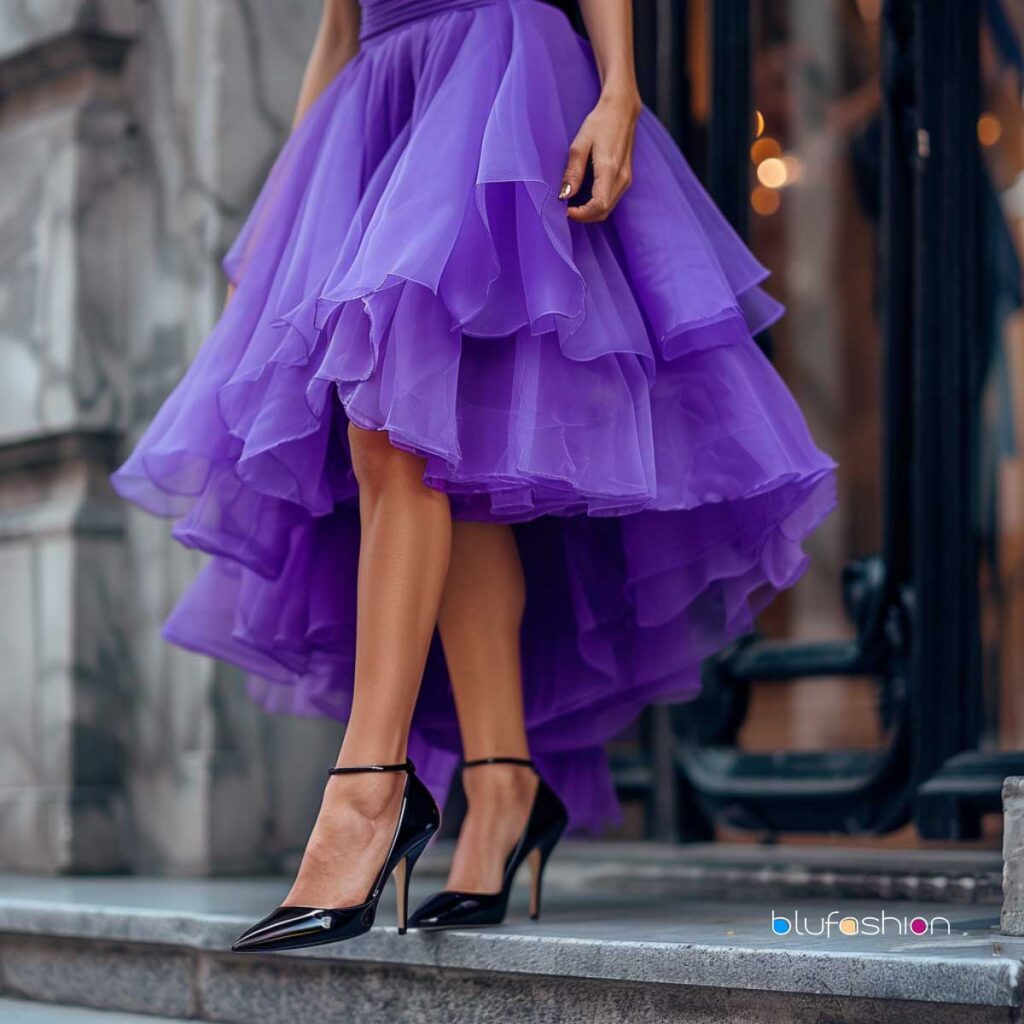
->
[112, 0, 837, 831]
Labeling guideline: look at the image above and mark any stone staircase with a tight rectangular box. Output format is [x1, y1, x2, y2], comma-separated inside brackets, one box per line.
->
[0, 844, 1018, 1024]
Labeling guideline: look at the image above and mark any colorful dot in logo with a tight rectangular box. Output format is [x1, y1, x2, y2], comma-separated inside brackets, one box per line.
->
[772, 916, 791, 935]
[910, 917, 929, 935]
[839, 917, 858, 936]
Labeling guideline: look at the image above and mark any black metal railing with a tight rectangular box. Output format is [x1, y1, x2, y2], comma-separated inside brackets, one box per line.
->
[617, 0, 1024, 841]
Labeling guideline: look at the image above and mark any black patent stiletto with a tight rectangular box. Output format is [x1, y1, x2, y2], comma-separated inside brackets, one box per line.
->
[408, 757, 567, 930]
[231, 759, 440, 953]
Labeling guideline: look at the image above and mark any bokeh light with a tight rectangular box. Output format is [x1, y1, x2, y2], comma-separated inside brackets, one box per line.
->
[977, 113, 1002, 147]
[756, 157, 788, 189]
[750, 136, 782, 165]
[751, 185, 781, 216]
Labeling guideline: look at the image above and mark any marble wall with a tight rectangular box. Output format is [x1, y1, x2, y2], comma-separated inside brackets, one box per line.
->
[0, 0, 340, 874]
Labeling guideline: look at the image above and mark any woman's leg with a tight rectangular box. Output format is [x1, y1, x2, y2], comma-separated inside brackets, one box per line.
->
[437, 521, 538, 893]
[285, 424, 452, 908]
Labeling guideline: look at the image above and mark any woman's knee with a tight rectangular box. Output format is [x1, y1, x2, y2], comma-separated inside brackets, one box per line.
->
[348, 423, 424, 494]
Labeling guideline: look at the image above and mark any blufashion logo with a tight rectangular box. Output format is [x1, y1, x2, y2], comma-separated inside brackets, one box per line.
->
[770, 910, 951, 938]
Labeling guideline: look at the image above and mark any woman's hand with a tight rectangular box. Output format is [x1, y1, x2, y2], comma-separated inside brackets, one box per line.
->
[560, 90, 641, 223]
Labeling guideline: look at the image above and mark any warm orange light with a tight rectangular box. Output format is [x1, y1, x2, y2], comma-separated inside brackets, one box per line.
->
[751, 186, 781, 216]
[856, 0, 881, 21]
[750, 137, 782, 164]
[978, 113, 1002, 147]
[754, 110, 765, 138]
[756, 157, 788, 189]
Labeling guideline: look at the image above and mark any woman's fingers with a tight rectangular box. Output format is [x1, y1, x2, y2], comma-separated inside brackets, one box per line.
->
[562, 89, 639, 222]
[560, 138, 591, 201]
[567, 156, 620, 223]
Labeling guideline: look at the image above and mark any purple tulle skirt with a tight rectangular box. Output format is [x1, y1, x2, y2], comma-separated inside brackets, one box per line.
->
[111, 0, 836, 831]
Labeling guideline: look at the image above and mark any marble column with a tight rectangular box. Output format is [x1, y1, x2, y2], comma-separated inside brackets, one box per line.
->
[0, 0, 339, 875]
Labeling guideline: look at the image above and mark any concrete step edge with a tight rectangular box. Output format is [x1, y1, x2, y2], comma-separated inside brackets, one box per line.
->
[0, 896, 1021, 1009]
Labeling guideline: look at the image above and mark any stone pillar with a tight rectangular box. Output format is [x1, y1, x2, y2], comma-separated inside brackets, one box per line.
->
[1002, 777, 1024, 935]
[0, 0, 339, 875]
[0, 433, 130, 872]
[0, 2, 140, 872]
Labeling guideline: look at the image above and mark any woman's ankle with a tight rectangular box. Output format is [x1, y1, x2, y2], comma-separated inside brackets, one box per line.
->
[462, 762, 536, 810]
[323, 771, 405, 822]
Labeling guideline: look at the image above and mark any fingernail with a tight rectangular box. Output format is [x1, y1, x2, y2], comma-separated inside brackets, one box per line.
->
[558, 182, 571, 200]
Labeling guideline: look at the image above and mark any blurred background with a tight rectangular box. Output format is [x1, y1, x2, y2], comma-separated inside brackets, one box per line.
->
[0, 0, 1021, 877]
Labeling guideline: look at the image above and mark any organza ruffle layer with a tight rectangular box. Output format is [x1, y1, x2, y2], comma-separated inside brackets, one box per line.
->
[111, 0, 836, 831]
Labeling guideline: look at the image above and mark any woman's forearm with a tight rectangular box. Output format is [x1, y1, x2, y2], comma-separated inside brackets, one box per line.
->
[293, 0, 361, 128]
[576, 0, 640, 104]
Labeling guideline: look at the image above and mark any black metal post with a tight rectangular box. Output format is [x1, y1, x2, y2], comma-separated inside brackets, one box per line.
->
[646, 0, 694, 152]
[707, 0, 750, 239]
[910, 0, 1003, 839]
[634, 1, 659, 111]
[879, 0, 915, 607]
[908, 0, 982, 831]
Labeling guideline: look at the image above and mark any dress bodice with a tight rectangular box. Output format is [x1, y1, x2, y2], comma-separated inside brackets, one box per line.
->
[359, 0, 499, 41]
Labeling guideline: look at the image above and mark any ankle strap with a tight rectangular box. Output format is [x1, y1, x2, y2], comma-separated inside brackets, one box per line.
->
[328, 759, 414, 776]
[462, 757, 535, 770]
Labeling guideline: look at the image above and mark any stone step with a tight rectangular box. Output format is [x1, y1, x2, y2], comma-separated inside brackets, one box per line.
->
[0, 999, 192, 1023]
[0, 848, 1018, 1024]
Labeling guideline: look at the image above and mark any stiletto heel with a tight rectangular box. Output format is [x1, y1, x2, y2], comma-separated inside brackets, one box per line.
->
[527, 836, 558, 920]
[394, 858, 410, 935]
[231, 759, 440, 953]
[408, 757, 567, 931]
[527, 847, 542, 920]
[394, 832, 431, 935]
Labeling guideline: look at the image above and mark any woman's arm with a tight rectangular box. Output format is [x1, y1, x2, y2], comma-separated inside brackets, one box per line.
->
[560, 0, 641, 223]
[293, 0, 362, 127]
